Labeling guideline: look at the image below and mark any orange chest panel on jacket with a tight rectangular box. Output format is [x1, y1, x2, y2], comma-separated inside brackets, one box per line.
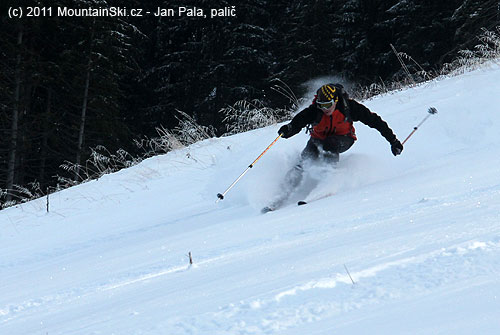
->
[311, 109, 357, 140]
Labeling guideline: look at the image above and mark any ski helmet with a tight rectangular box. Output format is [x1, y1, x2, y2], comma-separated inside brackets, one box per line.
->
[316, 84, 340, 109]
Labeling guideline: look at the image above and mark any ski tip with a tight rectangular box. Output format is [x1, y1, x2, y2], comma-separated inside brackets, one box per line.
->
[297, 201, 307, 206]
[261, 206, 275, 214]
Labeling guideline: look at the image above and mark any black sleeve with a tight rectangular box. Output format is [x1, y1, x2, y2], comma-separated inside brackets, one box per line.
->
[287, 105, 318, 136]
[349, 100, 397, 143]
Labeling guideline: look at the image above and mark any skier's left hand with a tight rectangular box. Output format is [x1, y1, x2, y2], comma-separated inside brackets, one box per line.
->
[391, 139, 403, 156]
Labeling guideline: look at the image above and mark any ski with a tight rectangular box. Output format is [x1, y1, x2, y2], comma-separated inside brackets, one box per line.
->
[261, 195, 288, 214]
[263, 192, 336, 212]
[297, 192, 335, 206]
[261, 206, 276, 214]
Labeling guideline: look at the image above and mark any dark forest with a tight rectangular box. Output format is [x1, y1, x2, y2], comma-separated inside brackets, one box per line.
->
[1, 0, 499, 205]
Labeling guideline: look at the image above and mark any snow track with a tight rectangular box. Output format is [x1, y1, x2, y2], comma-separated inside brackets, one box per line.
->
[2, 63, 500, 334]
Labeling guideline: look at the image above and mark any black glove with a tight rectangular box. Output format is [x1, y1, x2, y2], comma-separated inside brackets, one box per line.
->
[391, 139, 403, 156]
[278, 124, 293, 138]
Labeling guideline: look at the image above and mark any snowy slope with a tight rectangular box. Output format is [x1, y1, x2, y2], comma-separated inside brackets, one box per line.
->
[1, 63, 500, 335]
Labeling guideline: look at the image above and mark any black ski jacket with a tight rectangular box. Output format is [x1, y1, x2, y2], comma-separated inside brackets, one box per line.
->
[287, 98, 397, 143]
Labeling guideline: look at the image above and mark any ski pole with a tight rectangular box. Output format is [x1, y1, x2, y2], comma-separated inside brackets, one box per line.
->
[402, 107, 438, 145]
[216, 134, 282, 202]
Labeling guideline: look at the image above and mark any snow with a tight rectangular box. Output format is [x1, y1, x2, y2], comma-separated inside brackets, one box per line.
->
[2, 63, 500, 334]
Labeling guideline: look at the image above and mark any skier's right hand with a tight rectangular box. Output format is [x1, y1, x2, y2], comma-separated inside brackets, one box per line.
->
[278, 124, 293, 138]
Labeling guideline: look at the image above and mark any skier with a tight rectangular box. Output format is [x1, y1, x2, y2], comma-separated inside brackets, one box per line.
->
[262, 83, 403, 213]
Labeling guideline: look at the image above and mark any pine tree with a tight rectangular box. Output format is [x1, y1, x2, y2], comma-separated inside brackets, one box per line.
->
[448, 0, 500, 60]
[383, 0, 464, 81]
[145, 0, 277, 133]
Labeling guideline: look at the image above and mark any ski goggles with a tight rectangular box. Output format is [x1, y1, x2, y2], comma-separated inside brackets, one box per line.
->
[317, 98, 338, 110]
